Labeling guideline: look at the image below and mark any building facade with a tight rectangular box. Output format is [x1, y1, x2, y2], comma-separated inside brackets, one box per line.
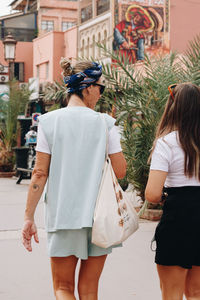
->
[0, 0, 200, 89]
[0, 0, 78, 86]
[78, 0, 112, 63]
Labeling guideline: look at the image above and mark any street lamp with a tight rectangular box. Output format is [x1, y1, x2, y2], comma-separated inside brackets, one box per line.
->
[3, 33, 17, 62]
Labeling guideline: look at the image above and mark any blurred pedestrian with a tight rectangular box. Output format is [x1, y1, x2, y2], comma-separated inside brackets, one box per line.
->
[145, 83, 200, 300]
[22, 58, 126, 300]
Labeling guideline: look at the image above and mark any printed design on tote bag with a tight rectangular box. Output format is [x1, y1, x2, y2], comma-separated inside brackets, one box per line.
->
[111, 172, 130, 229]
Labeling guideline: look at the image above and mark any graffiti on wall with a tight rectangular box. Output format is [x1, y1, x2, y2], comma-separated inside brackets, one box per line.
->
[113, 0, 170, 64]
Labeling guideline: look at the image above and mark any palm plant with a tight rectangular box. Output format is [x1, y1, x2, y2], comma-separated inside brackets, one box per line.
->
[181, 34, 200, 85]
[0, 80, 30, 171]
[43, 81, 68, 108]
[98, 44, 187, 201]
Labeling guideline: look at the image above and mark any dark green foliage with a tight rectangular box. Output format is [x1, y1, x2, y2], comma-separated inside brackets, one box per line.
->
[43, 81, 68, 108]
[0, 80, 30, 170]
[99, 36, 200, 201]
[98, 43, 184, 201]
[181, 35, 200, 85]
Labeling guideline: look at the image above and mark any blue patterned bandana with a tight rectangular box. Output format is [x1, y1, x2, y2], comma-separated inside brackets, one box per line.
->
[64, 62, 102, 93]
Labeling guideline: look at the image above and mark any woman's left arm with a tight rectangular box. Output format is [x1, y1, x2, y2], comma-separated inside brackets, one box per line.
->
[22, 151, 51, 252]
[145, 170, 167, 203]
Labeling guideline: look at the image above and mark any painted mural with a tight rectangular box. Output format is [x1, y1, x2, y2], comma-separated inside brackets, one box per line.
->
[113, 0, 170, 64]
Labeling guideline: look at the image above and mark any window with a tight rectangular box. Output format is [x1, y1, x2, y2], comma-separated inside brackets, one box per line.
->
[97, 0, 110, 16]
[81, 39, 85, 57]
[37, 65, 40, 78]
[9, 62, 24, 82]
[46, 62, 49, 80]
[62, 22, 76, 31]
[92, 35, 95, 58]
[98, 32, 101, 57]
[81, 5, 92, 23]
[87, 37, 90, 58]
[103, 29, 107, 48]
[41, 20, 54, 32]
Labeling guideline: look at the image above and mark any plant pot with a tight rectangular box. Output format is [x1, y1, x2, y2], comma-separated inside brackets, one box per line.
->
[140, 208, 163, 221]
[0, 164, 14, 172]
[0, 171, 16, 178]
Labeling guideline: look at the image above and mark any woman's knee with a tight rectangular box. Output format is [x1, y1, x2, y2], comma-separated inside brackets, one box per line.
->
[54, 279, 75, 293]
[185, 267, 200, 299]
[78, 278, 98, 296]
[185, 285, 200, 299]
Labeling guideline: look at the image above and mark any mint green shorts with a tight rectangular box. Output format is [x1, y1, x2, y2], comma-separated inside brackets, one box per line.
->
[47, 227, 122, 259]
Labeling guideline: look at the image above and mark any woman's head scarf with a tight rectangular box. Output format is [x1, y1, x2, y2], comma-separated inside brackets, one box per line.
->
[64, 62, 102, 93]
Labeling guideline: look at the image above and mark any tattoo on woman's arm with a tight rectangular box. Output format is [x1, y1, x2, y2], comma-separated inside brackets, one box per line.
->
[32, 184, 39, 191]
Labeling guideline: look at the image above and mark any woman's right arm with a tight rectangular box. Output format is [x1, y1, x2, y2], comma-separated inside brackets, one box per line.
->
[22, 151, 50, 252]
[109, 152, 127, 179]
[108, 125, 127, 179]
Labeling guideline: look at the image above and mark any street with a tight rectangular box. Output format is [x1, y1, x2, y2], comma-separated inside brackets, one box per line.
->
[0, 177, 161, 300]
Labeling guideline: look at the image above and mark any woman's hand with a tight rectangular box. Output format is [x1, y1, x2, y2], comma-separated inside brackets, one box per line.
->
[22, 220, 39, 252]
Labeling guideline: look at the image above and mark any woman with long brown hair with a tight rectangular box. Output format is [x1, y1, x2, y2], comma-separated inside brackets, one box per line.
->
[145, 83, 200, 300]
[21, 59, 126, 300]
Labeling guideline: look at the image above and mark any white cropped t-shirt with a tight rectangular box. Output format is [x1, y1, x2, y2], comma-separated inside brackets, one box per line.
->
[150, 131, 200, 187]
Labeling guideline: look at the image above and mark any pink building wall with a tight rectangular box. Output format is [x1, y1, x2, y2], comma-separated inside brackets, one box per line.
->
[0, 41, 33, 82]
[38, 0, 78, 35]
[63, 26, 77, 62]
[33, 31, 62, 83]
[33, 29, 77, 83]
[170, 0, 200, 53]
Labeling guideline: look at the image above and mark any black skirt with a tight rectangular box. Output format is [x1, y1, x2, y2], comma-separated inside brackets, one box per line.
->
[154, 186, 200, 269]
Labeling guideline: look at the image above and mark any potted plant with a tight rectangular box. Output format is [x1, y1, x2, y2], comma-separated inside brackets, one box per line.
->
[0, 80, 30, 177]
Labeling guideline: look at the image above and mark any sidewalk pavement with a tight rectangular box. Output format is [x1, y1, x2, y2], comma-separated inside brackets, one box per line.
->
[0, 177, 162, 300]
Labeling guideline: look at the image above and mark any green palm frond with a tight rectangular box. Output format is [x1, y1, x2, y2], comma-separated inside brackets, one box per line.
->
[181, 34, 200, 85]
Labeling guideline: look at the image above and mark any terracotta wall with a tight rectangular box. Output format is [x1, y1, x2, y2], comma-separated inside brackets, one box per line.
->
[53, 32, 66, 82]
[33, 31, 66, 83]
[0, 41, 33, 82]
[63, 26, 77, 62]
[170, 0, 200, 53]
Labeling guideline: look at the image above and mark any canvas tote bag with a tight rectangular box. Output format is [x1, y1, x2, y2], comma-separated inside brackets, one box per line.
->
[92, 115, 139, 248]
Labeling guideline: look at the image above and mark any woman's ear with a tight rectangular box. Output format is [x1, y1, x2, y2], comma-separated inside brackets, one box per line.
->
[82, 87, 89, 98]
[86, 85, 93, 94]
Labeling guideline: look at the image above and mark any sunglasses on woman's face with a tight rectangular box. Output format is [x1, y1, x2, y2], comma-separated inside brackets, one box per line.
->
[168, 84, 177, 100]
[93, 83, 105, 95]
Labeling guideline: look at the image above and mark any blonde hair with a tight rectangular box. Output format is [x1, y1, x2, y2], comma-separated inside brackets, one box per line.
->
[60, 57, 94, 77]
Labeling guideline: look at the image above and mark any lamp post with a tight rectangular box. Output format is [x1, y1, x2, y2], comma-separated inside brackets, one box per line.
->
[3, 33, 17, 62]
[3, 33, 17, 80]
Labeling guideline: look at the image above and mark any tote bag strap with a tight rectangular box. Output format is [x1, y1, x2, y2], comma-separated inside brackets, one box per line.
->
[99, 114, 109, 159]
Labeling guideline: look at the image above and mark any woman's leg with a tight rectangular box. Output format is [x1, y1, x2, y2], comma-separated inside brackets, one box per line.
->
[78, 255, 107, 300]
[185, 266, 200, 300]
[157, 265, 188, 300]
[51, 255, 79, 300]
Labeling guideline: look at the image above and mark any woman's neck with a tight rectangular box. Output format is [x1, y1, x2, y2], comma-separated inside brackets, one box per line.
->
[68, 95, 86, 107]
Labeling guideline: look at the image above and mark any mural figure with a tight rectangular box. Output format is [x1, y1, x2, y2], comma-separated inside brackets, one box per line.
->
[113, 5, 154, 63]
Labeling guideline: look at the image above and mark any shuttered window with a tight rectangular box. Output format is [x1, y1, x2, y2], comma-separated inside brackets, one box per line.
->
[9, 62, 24, 82]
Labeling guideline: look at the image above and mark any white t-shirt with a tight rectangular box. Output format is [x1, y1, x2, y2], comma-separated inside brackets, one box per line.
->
[150, 131, 200, 187]
[36, 123, 122, 155]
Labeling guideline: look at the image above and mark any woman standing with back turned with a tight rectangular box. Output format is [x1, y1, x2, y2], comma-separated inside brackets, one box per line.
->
[22, 59, 126, 300]
[145, 83, 200, 300]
